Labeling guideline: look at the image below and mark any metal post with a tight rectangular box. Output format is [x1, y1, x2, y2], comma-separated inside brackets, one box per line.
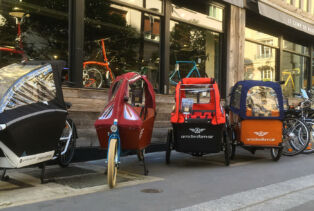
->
[68, 0, 84, 88]
[160, 0, 171, 94]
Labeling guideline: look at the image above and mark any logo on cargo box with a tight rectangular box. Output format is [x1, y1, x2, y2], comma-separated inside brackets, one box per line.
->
[254, 131, 269, 137]
[189, 128, 206, 134]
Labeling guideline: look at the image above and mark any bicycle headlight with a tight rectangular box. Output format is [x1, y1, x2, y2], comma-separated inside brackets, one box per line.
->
[110, 124, 118, 133]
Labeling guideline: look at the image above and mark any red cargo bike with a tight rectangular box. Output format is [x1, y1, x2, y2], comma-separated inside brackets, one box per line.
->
[166, 77, 231, 165]
[95, 72, 156, 188]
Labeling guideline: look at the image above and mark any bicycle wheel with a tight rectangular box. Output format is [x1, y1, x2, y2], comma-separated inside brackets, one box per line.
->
[282, 118, 310, 156]
[83, 67, 103, 88]
[223, 130, 231, 166]
[270, 147, 282, 161]
[302, 122, 314, 154]
[165, 129, 172, 164]
[107, 138, 118, 188]
[58, 119, 76, 167]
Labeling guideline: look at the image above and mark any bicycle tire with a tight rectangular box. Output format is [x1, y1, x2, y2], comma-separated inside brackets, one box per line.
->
[282, 118, 310, 156]
[107, 138, 118, 188]
[58, 119, 76, 167]
[270, 147, 282, 161]
[83, 67, 103, 88]
[302, 122, 314, 154]
[165, 129, 172, 164]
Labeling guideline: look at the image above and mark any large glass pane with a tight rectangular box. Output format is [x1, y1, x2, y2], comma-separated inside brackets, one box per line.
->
[118, 0, 143, 7]
[169, 21, 221, 93]
[84, 1, 160, 90]
[0, 0, 68, 68]
[284, 40, 309, 55]
[281, 52, 309, 97]
[244, 41, 277, 81]
[171, 1, 223, 32]
[145, 0, 162, 13]
[245, 28, 278, 47]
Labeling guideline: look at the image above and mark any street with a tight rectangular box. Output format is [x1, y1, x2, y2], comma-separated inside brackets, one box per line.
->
[2, 148, 314, 211]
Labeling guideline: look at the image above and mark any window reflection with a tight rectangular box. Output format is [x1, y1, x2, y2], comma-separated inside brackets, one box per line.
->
[283, 40, 309, 55]
[84, 1, 160, 90]
[281, 52, 309, 97]
[0, 0, 68, 68]
[118, 0, 143, 7]
[244, 41, 276, 81]
[245, 28, 278, 47]
[145, 0, 162, 13]
[169, 21, 220, 93]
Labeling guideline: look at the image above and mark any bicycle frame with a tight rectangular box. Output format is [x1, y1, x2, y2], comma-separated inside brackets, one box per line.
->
[169, 61, 201, 86]
[106, 120, 121, 166]
[83, 39, 114, 87]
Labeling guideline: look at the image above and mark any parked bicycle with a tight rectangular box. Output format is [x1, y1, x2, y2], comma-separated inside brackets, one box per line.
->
[83, 38, 114, 88]
[282, 90, 311, 156]
[169, 61, 201, 86]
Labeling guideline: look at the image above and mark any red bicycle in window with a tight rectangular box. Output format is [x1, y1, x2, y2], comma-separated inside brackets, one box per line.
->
[0, 12, 29, 63]
[83, 38, 115, 88]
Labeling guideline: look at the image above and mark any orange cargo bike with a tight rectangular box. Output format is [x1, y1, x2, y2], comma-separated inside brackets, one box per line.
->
[227, 80, 284, 161]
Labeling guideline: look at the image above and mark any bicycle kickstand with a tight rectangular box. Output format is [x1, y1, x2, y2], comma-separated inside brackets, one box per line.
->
[142, 155, 149, 176]
[1, 168, 9, 181]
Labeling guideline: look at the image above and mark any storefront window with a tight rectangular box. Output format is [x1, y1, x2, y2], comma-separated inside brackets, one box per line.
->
[281, 52, 309, 97]
[284, 40, 309, 55]
[244, 41, 277, 81]
[146, 0, 162, 13]
[245, 28, 278, 47]
[84, 1, 160, 90]
[169, 20, 221, 93]
[119, 0, 143, 7]
[171, 1, 223, 32]
[0, 0, 68, 68]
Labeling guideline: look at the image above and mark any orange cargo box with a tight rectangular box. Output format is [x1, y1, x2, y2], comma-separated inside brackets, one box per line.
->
[240, 120, 282, 146]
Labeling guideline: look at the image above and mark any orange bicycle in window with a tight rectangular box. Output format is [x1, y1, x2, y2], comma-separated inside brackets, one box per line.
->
[83, 38, 115, 88]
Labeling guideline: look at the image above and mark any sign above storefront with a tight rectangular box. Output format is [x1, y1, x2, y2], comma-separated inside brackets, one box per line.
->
[222, 0, 244, 8]
[258, 1, 314, 36]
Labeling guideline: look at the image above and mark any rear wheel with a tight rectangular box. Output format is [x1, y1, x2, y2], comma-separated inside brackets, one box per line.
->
[107, 139, 118, 188]
[230, 128, 236, 160]
[223, 130, 231, 166]
[270, 147, 282, 161]
[282, 118, 310, 156]
[58, 119, 76, 167]
[165, 129, 172, 164]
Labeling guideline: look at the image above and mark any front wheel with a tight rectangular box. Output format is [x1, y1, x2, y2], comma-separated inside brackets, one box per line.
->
[107, 138, 118, 188]
[58, 119, 76, 167]
[83, 67, 103, 88]
[270, 147, 282, 161]
[165, 129, 172, 164]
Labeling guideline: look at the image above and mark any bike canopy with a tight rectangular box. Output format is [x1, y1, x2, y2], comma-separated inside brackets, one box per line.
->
[96, 72, 156, 128]
[0, 63, 67, 158]
[171, 77, 225, 125]
[229, 80, 284, 120]
[0, 63, 66, 124]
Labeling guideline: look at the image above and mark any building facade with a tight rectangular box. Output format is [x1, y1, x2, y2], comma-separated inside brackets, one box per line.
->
[0, 0, 313, 98]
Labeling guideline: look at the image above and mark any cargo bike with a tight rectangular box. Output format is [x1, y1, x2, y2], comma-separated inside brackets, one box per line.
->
[228, 80, 284, 161]
[95, 72, 156, 188]
[0, 62, 77, 183]
[166, 77, 231, 165]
